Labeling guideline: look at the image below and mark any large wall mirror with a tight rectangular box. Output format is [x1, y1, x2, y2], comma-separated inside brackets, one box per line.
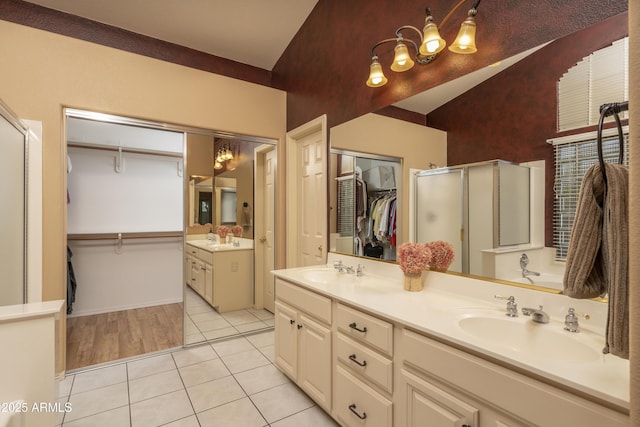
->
[328, 16, 628, 295]
[185, 132, 277, 345]
[0, 99, 28, 306]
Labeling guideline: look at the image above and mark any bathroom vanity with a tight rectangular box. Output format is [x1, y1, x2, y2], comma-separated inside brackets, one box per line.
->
[272, 253, 629, 427]
[185, 238, 253, 312]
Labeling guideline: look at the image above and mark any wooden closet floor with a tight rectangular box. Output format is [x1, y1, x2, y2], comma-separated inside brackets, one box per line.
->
[66, 302, 183, 371]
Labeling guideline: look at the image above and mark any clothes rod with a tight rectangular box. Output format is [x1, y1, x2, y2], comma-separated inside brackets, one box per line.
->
[67, 142, 183, 159]
[67, 231, 183, 241]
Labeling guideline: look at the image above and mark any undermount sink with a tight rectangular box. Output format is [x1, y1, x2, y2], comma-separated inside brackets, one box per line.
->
[457, 314, 602, 363]
[301, 268, 346, 284]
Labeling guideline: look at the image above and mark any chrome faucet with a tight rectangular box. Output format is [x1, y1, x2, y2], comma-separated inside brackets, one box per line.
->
[564, 308, 590, 332]
[521, 305, 549, 324]
[333, 260, 345, 272]
[356, 264, 365, 277]
[520, 254, 540, 279]
[494, 295, 518, 317]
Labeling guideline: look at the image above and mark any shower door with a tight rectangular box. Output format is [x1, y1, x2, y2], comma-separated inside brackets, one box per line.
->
[414, 168, 465, 273]
[0, 99, 28, 306]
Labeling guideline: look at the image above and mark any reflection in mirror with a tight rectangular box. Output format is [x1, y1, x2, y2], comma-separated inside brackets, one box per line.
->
[329, 18, 627, 297]
[189, 175, 213, 226]
[330, 150, 401, 261]
[413, 160, 531, 277]
[185, 134, 276, 346]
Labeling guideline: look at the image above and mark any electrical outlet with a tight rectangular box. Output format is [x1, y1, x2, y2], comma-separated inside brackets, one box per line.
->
[231, 261, 239, 272]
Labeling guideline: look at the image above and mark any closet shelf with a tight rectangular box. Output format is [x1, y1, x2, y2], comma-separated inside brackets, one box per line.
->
[67, 141, 183, 158]
[67, 231, 183, 241]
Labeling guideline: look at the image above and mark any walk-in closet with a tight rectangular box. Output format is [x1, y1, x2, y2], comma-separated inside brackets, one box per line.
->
[65, 111, 185, 370]
[330, 150, 400, 261]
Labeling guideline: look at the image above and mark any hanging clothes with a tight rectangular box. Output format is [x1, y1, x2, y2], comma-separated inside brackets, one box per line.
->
[67, 246, 77, 314]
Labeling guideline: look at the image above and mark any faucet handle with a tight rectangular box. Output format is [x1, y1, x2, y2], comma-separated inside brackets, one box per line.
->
[566, 307, 590, 320]
[564, 308, 589, 332]
[333, 260, 343, 270]
[494, 294, 515, 303]
[494, 295, 518, 317]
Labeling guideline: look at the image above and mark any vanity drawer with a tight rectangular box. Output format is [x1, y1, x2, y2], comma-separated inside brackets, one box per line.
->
[336, 333, 393, 393]
[186, 244, 199, 257]
[197, 248, 213, 264]
[276, 279, 331, 324]
[335, 303, 393, 356]
[334, 365, 392, 427]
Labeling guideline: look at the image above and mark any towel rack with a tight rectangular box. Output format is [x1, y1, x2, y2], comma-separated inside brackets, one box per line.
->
[596, 101, 629, 189]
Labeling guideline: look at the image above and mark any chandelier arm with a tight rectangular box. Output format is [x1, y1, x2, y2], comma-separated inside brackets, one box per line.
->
[370, 38, 400, 57]
[439, 0, 471, 28]
[395, 25, 424, 42]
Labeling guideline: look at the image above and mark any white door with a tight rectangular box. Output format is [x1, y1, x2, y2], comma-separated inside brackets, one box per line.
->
[262, 147, 276, 312]
[286, 116, 327, 267]
[254, 144, 276, 312]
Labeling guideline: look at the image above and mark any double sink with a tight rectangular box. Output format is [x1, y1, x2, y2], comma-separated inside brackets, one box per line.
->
[295, 266, 604, 364]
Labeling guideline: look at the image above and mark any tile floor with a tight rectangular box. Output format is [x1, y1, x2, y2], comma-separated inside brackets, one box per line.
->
[57, 330, 338, 426]
[184, 287, 275, 345]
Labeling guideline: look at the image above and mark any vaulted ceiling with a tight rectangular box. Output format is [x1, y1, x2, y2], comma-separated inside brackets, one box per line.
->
[1, 0, 629, 129]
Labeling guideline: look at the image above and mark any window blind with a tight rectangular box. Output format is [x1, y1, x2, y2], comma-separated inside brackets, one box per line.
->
[552, 132, 629, 260]
[337, 176, 355, 237]
[557, 37, 628, 131]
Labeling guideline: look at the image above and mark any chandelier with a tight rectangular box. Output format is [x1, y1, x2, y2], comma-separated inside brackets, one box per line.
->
[366, 0, 482, 87]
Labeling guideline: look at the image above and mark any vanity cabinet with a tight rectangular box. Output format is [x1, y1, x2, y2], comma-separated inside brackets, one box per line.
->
[275, 279, 332, 412]
[272, 270, 629, 427]
[185, 243, 253, 312]
[333, 303, 394, 427]
[395, 328, 628, 427]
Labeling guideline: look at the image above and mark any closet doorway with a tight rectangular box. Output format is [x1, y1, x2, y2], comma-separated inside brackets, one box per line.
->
[64, 109, 278, 370]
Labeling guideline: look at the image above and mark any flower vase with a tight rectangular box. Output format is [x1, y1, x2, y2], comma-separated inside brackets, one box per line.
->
[403, 272, 424, 292]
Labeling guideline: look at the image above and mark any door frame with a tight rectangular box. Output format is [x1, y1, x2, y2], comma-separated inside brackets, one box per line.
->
[285, 115, 328, 268]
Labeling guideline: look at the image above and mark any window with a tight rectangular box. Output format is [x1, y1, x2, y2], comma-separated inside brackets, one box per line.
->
[552, 130, 629, 260]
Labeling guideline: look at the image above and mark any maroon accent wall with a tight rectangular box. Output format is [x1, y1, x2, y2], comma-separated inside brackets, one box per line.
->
[374, 106, 425, 126]
[0, 0, 272, 87]
[272, 0, 628, 131]
[426, 13, 629, 247]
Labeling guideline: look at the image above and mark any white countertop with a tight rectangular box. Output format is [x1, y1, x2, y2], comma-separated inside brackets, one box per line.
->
[272, 253, 629, 411]
[186, 237, 253, 252]
[0, 300, 65, 323]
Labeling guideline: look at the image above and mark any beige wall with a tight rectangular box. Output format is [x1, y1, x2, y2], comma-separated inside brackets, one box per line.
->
[0, 20, 287, 373]
[329, 113, 447, 245]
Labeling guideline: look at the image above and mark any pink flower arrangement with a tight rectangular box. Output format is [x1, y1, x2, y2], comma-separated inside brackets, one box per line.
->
[397, 242, 432, 275]
[425, 240, 455, 271]
[216, 225, 229, 238]
[231, 225, 243, 238]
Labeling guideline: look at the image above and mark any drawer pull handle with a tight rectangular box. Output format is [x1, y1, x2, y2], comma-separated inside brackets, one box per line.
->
[348, 404, 367, 420]
[349, 322, 367, 333]
[297, 324, 303, 330]
[348, 354, 367, 367]
[290, 319, 295, 325]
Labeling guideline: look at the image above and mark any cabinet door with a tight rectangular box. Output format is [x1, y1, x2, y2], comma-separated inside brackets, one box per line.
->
[204, 263, 213, 305]
[196, 261, 207, 296]
[399, 368, 478, 427]
[298, 313, 332, 412]
[274, 301, 298, 380]
[185, 254, 193, 287]
[189, 256, 199, 292]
